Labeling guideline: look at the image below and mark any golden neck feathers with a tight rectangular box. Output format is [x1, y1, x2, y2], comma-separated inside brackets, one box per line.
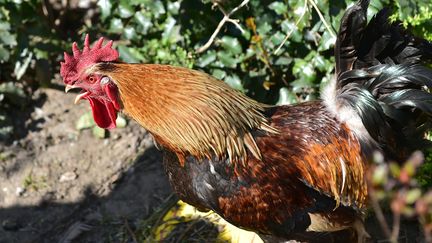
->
[95, 63, 277, 164]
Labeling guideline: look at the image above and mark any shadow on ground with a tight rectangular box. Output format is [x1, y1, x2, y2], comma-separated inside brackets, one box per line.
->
[0, 146, 173, 243]
[0, 89, 172, 243]
[0, 147, 170, 243]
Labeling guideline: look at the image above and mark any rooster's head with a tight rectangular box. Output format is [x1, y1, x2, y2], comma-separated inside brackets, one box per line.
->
[60, 34, 120, 129]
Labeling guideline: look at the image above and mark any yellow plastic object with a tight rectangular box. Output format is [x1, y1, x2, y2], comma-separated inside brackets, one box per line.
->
[153, 200, 263, 243]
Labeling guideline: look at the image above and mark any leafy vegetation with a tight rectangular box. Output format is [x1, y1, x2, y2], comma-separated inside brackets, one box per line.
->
[370, 151, 432, 242]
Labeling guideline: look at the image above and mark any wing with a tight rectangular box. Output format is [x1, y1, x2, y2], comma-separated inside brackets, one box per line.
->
[216, 102, 367, 235]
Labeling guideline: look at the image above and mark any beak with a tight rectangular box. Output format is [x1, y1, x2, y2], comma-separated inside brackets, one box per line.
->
[74, 91, 90, 104]
[65, 84, 79, 93]
[65, 84, 88, 104]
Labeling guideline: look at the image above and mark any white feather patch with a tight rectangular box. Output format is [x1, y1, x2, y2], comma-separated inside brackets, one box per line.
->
[321, 77, 374, 144]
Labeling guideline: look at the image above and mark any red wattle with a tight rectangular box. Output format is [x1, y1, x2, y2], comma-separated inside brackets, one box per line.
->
[88, 97, 118, 129]
[104, 84, 121, 110]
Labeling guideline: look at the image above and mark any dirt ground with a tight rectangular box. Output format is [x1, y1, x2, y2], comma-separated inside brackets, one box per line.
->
[0, 88, 173, 243]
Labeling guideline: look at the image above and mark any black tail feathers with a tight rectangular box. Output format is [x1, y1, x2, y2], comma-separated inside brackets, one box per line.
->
[336, 0, 432, 74]
[334, 0, 432, 159]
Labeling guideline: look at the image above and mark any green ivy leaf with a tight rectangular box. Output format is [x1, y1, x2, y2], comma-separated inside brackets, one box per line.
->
[123, 26, 137, 40]
[92, 126, 107, 139]
[0, 32, 16, 46]
[292, 58, 317, 85]
[224, 74, 244, 92]
[147, 0, 166, 18]
[212, 69, 226, 80]
[281, 19, 302, 43]
[220, 36, 242, 55]
[197, 51, 217, 67]
[76, 112, 95, 130]
[277, 87, 298, 105]
[217, 51, 239, 68]
[406, 188, 422, 204]
[256, 22, 272, 36]
[119, 0, 134, 19]
[318, 31, 336, 52]
[134, 12, 152, 34]
[97, 0, 112, 20]
[109, 18, 124, 33]
[162, 17, 181, 43]
[14, 48, 33, 80]
[167, 1, 181, 15]
[0, 45, 9, 62]
[275, 56, 292, 66]
[268, 2, 287, 15]
[118, 45, 144, 63]
[270, 31, 286, 47]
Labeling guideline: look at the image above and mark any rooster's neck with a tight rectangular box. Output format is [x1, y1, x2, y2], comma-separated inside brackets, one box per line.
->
[97, 63, 277, 164]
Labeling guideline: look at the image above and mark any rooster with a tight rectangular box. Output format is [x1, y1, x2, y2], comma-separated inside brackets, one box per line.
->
[60, 0, 432, 241]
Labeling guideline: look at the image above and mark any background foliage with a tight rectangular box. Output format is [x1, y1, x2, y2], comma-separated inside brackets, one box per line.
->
[2, 0, 431, 107]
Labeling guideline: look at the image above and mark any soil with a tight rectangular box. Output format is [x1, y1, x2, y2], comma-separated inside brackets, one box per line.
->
[0, 88, 172, 243]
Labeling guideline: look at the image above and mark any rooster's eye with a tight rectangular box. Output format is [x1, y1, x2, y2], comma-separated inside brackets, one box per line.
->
[88, 76, 96, 83]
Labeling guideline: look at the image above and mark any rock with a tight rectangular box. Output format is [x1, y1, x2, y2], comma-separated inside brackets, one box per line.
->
[2, 219, 21, 231]
[15, 187, 25, 196]
[59, 171, 78, 182]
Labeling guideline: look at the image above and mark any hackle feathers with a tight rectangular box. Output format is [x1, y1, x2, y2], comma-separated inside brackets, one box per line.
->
[95, 63, 277, 164]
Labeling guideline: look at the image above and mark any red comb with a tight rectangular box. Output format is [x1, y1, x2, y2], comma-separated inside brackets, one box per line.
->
[60, 34, 119, 84]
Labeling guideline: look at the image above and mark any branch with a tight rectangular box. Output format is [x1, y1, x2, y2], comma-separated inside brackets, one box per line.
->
[123, 218, 138, 243]
[196, 0, 250, 53]
[274, 0, 336, 55]
[308, 0, 336, 38]
[368, 180, 393, 239]
[274, 0, 308, 55]
[390, 209, 401, 243]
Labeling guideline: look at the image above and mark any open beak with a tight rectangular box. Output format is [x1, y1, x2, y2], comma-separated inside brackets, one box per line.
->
[74, 91, 90, 104]
[65, 84, 79, 93]
[65, 84, 89, 104]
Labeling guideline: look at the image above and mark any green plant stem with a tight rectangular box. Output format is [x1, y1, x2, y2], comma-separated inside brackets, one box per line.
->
[369, 186, 393, 239]
[390, 210, 400, 243]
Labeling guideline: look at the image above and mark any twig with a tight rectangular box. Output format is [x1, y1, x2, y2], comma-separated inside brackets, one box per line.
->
[308, 0, 336, 39]
[274, 0, 308, 55]
[226, 18, 244, 32]
[124, 218, 138, 243]
[196, 0, 250, 53]
[420, 215, 432, 243]
[390, 209, 401, 243]
[175, 219, 201, 242]
[369, 185, 393, 239]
